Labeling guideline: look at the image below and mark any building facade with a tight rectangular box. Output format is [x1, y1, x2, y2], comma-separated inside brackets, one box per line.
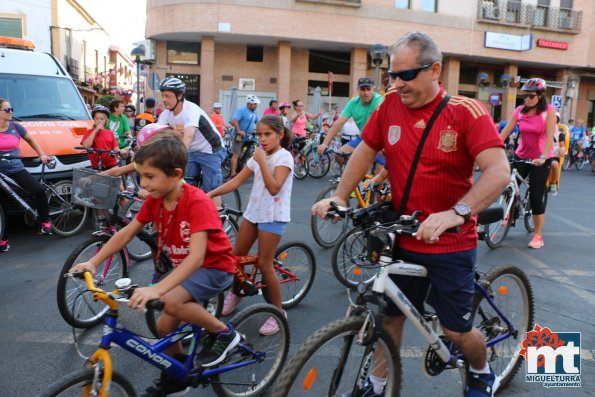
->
[1, 0, 138, 105]
[146, 0, 595, 125]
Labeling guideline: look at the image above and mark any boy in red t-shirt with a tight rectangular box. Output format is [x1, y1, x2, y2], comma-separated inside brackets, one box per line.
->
[69, 133, 240, 396]
[81, 105, 119, 170]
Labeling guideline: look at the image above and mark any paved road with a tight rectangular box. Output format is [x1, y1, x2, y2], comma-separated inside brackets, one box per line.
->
[0, 169, 593, 396]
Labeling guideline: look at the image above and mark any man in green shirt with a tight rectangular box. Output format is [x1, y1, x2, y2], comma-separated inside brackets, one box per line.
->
[108, 98, 132, 150]
[317, 77, 384, 167]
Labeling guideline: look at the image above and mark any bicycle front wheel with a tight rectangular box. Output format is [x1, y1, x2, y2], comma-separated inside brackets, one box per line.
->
[120, 199, 153, 261]
[221, 189, 242, 214]
[473, 265, 534, 391]
[212, 303, 289, 397]
[306, 151, 331, 179]
[523, 190, 547, 233]
[310, 184, 352, 248]
[40, 368, 136, 397]
[261, 242, 316, 309]
[485, 187, 514, 249]
[273, 315, 401, 396]
[331, 226, 376, 289]
[48, 180, 89, 237]
[57, 235, 128, 328]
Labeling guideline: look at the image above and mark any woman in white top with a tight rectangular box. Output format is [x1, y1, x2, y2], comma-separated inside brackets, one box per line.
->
[208, 115, 294, 335]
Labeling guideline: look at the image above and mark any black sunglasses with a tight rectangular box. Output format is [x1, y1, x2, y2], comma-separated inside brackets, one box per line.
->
[388, 63, 433, 82]
[2, 107, 14, 113]
[523, 94, 538, 99]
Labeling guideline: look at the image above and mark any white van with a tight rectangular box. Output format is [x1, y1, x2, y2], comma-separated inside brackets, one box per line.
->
[0, 36, 92, 180]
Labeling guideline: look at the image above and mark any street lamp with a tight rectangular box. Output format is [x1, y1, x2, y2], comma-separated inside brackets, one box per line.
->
[130, 44, 146, 113]
[369, 44, 387, 90]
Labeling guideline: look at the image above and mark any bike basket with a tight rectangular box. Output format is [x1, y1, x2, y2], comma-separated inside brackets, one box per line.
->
[72, 168, 120, 209]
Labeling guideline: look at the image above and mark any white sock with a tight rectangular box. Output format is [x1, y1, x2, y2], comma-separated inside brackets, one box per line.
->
[369, 375, 387, 394]
[470, 363, 490, 375]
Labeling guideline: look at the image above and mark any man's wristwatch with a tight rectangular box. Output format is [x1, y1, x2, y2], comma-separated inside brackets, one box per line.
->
[451, 202, 472, 223]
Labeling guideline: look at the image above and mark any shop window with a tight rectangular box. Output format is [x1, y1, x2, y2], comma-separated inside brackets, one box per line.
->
[167, 41, 200, 65]
[395, 0, 410, 9]
[422, 0, 437, 12]
[308, 80, 350, 97]
[246, 46, 264, 62]
[166, 74, 200, 105]
[309, 50, 350, 75]
[459, 66, 478, 85]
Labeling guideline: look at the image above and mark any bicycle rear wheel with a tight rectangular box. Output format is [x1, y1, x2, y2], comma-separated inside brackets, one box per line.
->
[221, 189, 242, 214]
[212, 304, 289, 397]
[40, 368, 135, 397]
[272, 315, 401, 396]
[306, 151, 331, 179]
[261, 242, 316, 309]
[562, 154, 573, 171]
[57, 235, 128, 328]
[485, 186, 514, 249]
[48, 180, 89, 237]
[331, 226, 376, 289]
[472, 265, 534, 391]
[294, 153, 309, 180]
[310, 184, 352, 248]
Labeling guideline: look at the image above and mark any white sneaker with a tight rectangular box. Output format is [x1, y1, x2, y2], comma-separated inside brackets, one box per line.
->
[550, 185, 558, 196]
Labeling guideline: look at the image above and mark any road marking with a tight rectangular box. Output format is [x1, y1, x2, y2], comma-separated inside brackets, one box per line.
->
[547, 212, 595, 235]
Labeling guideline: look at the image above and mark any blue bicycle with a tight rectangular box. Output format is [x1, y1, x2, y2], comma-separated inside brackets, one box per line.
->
[43, 272, 290, 397]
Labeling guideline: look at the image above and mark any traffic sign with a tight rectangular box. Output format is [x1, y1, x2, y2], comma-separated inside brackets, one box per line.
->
[489, 93, 501, 107]
[149, 72, 160, 91]
[551, 95, 563, 110]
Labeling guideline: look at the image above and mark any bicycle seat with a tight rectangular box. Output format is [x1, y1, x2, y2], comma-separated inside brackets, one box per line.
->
[477, 205, 504, 225]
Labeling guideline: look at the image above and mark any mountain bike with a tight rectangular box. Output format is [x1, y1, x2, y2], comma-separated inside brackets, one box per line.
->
[273, 210, 534, 396]
[44, 272, 289, 397]
[563, 141, 587, 171]
[483, 159, 548, 248]
[0, 154, 89, 237]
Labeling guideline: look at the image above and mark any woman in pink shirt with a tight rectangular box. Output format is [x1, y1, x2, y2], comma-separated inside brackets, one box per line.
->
[500, 78, 556, 249]
[290, 100, 323, 138]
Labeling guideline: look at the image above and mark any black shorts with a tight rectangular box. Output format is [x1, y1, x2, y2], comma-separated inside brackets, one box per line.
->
[384, 248, 476, 333]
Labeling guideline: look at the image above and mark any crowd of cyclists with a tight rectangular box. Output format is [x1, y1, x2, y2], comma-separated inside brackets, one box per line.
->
[1, 29, 591, 397]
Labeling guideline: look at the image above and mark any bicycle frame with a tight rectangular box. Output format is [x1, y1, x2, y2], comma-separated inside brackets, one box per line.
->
[77, 273, 263, 397]
[233, 253, 300, 295]
[363, 257, 518, 367]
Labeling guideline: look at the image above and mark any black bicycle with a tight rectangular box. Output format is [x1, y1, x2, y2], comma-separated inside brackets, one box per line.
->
[0, 154, 89, 238]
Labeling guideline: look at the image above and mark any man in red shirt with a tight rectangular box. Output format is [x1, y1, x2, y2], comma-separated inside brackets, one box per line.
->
[263, 99, 279, 116]
[313, 32, 509, 397]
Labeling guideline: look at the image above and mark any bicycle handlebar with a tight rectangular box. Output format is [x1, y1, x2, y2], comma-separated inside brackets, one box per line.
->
[65, 272, 164, 311]
[75, 146, 121, 157]
[0, 154, 57, 169]
[219, 206, 243, 217]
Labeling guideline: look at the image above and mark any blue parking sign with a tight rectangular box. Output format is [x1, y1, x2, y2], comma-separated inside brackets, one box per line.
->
[551, 95, 563, 110]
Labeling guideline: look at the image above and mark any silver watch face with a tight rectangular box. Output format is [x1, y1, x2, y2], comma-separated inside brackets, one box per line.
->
[455, 203, 471, 216]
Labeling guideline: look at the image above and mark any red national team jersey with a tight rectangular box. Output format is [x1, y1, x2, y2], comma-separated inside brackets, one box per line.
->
[362, 87, 504, 254]
[137, 184, 236, 273]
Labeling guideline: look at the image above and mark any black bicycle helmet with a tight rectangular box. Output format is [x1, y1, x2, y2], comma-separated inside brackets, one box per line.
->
[521, 78, 546, 92]
[159, 77, 186, 93]
[125, 104, 136, 112]
[91, 105, 110, 118]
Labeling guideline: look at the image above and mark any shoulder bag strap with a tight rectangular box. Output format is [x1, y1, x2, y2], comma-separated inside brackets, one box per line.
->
[398, 94, 451, 216]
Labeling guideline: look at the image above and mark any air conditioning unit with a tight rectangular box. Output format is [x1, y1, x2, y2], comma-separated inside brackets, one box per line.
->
[144, 39, 157, 62]
[481, 4, 499, 20]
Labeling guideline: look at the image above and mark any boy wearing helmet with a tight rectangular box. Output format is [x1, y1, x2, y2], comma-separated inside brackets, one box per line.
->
[156, 77, 226, 196]
[81, 105, 119, 170]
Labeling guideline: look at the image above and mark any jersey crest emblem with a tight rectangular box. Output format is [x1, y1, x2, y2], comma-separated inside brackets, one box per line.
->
[438, 130, 457, 152]
[388, 125, 401, 145]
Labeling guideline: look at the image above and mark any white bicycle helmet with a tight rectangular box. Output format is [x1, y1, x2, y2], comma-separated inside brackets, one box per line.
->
[159, 77, 186, 93]
[91, 105, 110, 118]
[213, 102, 222, 109]
[246, 94, 261, 104]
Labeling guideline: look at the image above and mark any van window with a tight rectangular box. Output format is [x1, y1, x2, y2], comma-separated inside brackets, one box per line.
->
[0, 74, 89, 120]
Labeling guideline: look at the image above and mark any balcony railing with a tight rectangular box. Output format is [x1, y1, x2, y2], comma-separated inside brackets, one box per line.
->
[65, 57, 79, 80]
[477, 0, 582, 33]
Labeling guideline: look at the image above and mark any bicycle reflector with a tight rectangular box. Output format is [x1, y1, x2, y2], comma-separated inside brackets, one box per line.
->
[498, 285, 508, 296]
[303, 367, 317, 391]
